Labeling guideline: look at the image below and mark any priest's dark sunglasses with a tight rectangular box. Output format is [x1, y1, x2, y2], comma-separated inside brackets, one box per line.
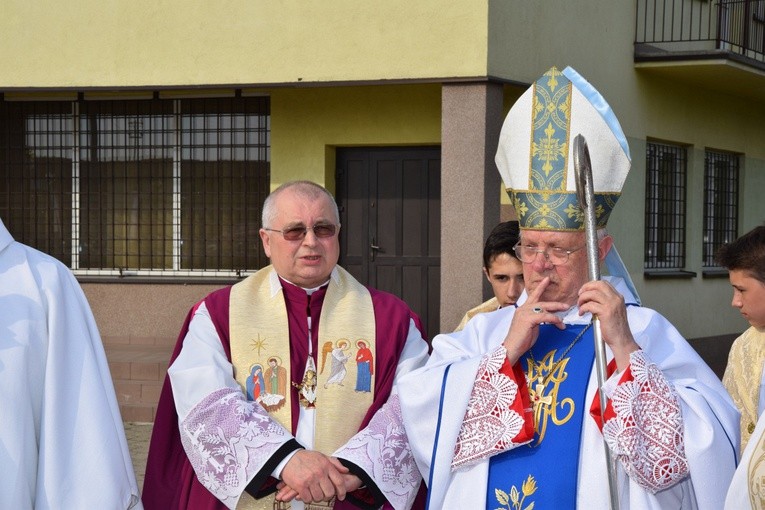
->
[264, 223, 338, 241]
[512, 242, 585, 265]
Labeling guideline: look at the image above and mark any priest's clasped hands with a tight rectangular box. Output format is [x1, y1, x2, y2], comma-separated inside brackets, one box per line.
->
[275, 449, 363, 504]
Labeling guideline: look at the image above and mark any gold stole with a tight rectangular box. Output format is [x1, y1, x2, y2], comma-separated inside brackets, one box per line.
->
[230, 266, 376, 509]
[748, 428, 765, 509]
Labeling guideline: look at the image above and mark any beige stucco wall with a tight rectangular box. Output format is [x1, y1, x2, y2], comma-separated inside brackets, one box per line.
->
[270, 84, 442, 190]
[607, 139, 761, 339]
[607, 77, 765, 339]
[81, 283, 222, 346]
[1, 1, 489, 88]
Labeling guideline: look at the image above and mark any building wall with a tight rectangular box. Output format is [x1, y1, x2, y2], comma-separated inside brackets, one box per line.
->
[2, 0, 760, 407]
[1, 1, 489, 88]
[608, 79, 765, 339]
[440, 83, 503, 332]
[270, 84, 442, 190]
[81, 282, 222, 421]
[487, 0, 765, 340]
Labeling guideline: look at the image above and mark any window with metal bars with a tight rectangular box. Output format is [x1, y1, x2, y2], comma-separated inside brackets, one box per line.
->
[703, 149, 739, 267]
[644, 141, 687, 270]
[0, 96, 270, 277]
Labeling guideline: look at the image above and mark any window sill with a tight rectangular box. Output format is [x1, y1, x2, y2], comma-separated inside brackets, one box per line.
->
[702, 267, 729, 278]
[643, 269, 697, 279]
[76, 275, 242, 285]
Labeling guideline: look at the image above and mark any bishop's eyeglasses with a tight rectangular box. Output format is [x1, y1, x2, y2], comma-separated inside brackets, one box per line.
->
[264, 223, 338, 241]
[512, 242, 585, 266]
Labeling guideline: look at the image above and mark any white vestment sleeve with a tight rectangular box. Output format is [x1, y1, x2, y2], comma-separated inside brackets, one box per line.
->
[578, 304, 740, 510]
[398, 311, 508, 510]
[169, 302, 298, 509]
[334, 319, 429, 510]
[0, 229, 142, 510]
[168, 302, 242, 419]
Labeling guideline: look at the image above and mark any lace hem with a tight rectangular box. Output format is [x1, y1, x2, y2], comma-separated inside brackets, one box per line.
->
[334, 393, 420, 510]
[603, 350, 689, 493]
[180, 387, 292, 508]
[451, 346, 526, 470]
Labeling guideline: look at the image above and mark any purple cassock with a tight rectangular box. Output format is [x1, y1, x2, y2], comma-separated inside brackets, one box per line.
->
[142, 279, 429, 510]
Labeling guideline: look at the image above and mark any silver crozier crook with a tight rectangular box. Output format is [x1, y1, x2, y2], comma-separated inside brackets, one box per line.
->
[573, 134, 620, 510]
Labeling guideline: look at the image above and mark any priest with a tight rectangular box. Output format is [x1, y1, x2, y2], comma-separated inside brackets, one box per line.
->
[143, 180, 429, 510]
[397, 66, 739, 509]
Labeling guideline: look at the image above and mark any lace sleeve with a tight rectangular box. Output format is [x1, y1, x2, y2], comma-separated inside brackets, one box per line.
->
[179, 387, 295, 508]
[603, 350, 689, 493]
[451, 346, 531, 470]
[333, 393, 421, 510]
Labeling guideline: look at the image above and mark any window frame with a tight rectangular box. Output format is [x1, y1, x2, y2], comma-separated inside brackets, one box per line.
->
[702, 148, 740, 269]
[0, 94, 270, 279]
[644, 140, 691, 274]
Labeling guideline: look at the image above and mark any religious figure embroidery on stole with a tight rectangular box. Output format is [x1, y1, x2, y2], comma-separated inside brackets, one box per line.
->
[526, 351, 576, 445]
[246, 364, 265, 402]
[354, 339, 374, 392]
[246, 361, 287, 412]
[494, 474, 538, 510]
[263, 356, 287, 411]
[293, 356, 318, 408]
[321, 339, 351, 388]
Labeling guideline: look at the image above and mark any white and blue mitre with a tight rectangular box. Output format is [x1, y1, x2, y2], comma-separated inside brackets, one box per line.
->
[495, 66, 630, 232]
[496, 66, 640, 302]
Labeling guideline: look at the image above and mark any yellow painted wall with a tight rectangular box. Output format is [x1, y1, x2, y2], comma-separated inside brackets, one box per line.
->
[268, 84, 442, 191]
[1, 1, 488, 88]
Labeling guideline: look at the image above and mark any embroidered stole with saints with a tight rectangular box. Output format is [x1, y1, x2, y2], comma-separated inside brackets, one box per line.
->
[230, 266, 376, 510]
[487, 324, 594, 509]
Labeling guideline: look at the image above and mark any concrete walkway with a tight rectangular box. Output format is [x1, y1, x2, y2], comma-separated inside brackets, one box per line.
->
[125, 421, 153, 492]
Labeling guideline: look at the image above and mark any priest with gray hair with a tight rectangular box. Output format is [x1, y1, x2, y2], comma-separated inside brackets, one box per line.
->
[397, 66, 738, 509]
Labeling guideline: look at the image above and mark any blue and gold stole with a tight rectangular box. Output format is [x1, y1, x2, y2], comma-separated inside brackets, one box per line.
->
[487, 323, 594, 509]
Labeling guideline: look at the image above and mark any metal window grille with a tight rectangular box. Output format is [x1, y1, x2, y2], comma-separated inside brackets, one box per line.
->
[0, 101, 74, 264]
[644, 141, 687, 269]
[703, 149, 739, 267]
[0, 96, 270, 277]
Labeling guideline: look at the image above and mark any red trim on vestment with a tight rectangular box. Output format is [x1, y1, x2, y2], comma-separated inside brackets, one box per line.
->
[498, 358, 536, 444]
[589, 359, 635, 431]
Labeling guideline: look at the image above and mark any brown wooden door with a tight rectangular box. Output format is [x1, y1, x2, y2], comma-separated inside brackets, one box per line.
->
[336, 147, 440, 339]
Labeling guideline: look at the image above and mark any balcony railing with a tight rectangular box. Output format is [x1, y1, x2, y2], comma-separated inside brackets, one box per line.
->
[635, 0, 765, 64]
